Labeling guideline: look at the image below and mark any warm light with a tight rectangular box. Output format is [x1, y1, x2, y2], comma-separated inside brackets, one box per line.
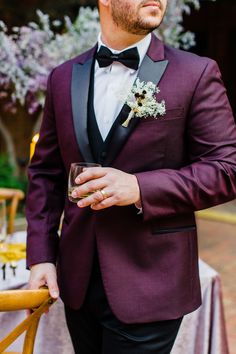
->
[32, 133, 40, 144]
[30, 133, 40, 160]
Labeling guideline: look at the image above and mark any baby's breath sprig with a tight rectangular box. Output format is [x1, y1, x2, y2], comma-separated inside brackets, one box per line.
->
[122, 78, 166, 127]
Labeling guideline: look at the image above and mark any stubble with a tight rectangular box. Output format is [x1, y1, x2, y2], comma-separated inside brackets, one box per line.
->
[111, 0, 164, 35]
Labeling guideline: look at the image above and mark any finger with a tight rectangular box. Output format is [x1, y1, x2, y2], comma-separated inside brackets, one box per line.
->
[46, 275, 59, 299]
[77, 190, 104, 208]
[26, 278, 46, 316]
[75, 167, 107, 184]
[27, 278, 45, 290]
[72, 179, 107, 199]
[26, 309, 33, 317]
[90, 196, 116, 210]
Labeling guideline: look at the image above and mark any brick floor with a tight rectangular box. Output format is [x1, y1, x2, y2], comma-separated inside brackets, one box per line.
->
[197, 215, 236, 354]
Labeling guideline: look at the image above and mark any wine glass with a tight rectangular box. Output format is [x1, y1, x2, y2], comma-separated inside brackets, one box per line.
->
[68, 162, 101, 203]
[0, 199, 7, 280]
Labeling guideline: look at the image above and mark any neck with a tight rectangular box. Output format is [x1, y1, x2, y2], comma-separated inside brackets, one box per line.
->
[100, 24, 147, 51]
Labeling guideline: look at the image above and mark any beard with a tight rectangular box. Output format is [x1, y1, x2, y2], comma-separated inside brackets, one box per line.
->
[110, 0, 165, 35]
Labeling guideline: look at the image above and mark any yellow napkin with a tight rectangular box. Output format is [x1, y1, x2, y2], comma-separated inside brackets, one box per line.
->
[0, 243, 26, 263]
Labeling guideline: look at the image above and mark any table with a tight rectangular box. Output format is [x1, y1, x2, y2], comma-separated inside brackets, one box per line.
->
[172, 260, 229, 354]
[0, 232, 229, 354]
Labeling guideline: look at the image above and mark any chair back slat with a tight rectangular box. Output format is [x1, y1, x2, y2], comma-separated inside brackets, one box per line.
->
[0, 289, 56, 353]
[22, 319, 40, 354]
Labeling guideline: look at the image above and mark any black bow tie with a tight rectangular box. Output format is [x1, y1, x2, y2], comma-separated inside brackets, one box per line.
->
[95, 45, 140, 71]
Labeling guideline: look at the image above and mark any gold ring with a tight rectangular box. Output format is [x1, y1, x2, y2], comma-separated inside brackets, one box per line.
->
[100, 189, 108, 200]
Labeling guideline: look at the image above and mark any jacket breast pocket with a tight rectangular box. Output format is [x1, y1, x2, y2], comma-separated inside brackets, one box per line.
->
[139, 107, 185, 123]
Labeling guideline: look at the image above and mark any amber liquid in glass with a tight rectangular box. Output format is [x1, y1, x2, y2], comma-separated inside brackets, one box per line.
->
[68, 187, 92, 203]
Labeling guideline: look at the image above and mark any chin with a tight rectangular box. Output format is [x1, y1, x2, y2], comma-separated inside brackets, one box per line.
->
[141, 18, 162, 29]
[140, 7, 163, 25]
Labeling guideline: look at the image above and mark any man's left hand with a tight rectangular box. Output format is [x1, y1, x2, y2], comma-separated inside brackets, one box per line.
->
[72, 167, 140, 210]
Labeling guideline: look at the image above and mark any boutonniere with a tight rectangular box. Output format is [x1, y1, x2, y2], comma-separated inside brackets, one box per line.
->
[122, 78, 166, 127]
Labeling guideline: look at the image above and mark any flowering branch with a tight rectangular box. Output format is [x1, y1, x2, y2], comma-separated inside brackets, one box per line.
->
[0, 1, 214, 115]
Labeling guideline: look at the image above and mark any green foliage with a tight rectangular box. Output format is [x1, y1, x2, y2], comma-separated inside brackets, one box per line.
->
[0, 155, 27, 192]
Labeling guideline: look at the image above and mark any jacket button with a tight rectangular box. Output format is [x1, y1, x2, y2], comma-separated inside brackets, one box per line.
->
[101, 151, 107, 158]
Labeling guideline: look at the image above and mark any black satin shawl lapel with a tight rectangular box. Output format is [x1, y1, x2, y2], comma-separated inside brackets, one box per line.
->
[103, 56, 169, 166]
[71, 58, 95, 162]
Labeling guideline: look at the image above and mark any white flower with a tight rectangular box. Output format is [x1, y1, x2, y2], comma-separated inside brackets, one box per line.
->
[122, 78, 166, 127]
[0, 1, 214, 113]
[156, 0, 201, 49]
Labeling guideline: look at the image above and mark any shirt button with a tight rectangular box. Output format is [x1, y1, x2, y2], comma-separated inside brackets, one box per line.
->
[101, 151, 107, 158]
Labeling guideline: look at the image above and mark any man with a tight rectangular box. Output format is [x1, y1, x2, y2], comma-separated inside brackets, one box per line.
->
[26, 0, 236, 353]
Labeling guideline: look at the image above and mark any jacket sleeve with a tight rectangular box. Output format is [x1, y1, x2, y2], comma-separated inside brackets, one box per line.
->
[135, 59, 236, 222]
[26, 69, 67, 268]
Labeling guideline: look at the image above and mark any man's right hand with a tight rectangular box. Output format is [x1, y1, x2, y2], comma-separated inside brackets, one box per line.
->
[28, 262, 59, 299]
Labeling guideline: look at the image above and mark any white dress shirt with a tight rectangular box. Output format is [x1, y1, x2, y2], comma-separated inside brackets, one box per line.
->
[94, 33, 152, 140]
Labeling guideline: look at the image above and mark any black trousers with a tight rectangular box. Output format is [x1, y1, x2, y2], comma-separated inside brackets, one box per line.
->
[64, 249, 183, 354]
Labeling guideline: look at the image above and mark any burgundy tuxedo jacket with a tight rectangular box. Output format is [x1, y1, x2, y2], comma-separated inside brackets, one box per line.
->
[26, 34, 236, 323]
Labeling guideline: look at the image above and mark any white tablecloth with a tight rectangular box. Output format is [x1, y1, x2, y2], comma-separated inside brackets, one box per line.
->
[0, 232, 229, 354]
[172, 260, 229, 354]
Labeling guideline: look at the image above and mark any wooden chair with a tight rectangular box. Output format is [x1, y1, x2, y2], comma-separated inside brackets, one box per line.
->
[0, 188, 25, 235]
[0, 288, 56, 354]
